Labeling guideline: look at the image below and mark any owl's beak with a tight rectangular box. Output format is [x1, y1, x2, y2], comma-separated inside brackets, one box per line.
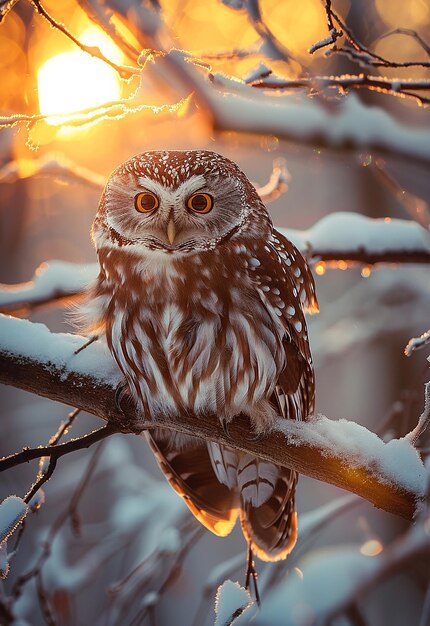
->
[167, 219, 176, 245]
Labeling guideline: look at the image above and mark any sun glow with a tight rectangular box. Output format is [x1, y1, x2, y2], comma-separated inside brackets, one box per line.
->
[37, 26, 124, 124]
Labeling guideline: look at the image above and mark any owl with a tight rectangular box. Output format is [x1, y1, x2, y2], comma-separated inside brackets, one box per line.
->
[81, 150, 318, 566]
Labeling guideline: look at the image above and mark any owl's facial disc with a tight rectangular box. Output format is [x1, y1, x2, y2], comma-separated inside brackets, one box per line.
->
[102, 160, 250, 253]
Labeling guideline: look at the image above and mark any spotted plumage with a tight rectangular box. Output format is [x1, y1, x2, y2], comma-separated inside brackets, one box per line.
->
[80, 150, 318, 562]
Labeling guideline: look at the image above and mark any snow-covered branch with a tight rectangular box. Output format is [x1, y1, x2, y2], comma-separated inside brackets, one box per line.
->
[0, 315, 425, 521]
[209, 88, 430, 166]
[0, 261, 97, 315]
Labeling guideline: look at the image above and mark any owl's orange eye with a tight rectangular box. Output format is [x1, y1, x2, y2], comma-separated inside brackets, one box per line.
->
[135, 191, 159, 213]
[187, 193, 213, 214]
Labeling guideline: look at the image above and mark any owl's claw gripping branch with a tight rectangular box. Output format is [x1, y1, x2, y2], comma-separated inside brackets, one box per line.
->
[219, 417, 232, 440]
[114, 381, 131, 414]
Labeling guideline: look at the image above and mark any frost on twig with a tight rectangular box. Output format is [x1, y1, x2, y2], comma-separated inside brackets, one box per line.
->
[405, 383, 430, 446]
[0, 540, 9, 579]
[253, 158, 289, 203]
[214, 580, 256, 626]
[0, 496, 28, 545]
[405, 329, 430, 357]
[0, 496, 28, 578]
[308, 28, 342, 55]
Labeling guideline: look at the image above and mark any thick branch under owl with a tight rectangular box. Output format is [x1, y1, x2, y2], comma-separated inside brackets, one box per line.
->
[0, 314, 425, 522]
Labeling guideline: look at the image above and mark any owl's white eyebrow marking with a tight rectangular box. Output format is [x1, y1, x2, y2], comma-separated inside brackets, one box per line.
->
[137, 175, 207, 199]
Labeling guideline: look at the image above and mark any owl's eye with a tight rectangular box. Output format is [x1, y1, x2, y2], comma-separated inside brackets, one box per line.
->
[187, 193, 213, 214]
[135, 191, 159, 213]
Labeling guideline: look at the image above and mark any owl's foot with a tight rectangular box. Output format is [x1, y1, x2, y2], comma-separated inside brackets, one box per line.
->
[114, 381, 131, 414]
[245, 545, 261, 607]
[219, 417, 232, 439]
[248, 431, 265, 443]
[219, 417, 265, 443]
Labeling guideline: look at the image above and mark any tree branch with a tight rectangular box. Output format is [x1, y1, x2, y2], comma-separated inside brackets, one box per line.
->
[0, 315, 425, 521]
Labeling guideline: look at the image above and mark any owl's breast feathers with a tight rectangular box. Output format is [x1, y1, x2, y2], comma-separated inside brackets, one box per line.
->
[94, 227, 316, 431]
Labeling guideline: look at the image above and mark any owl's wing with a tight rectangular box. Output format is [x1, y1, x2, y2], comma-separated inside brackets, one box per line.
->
[254, 227, 318, 419]
[239, 228, 318, 561]
[145, 431, 240, 537]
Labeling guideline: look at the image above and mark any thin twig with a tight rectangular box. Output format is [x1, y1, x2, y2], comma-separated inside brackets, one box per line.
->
[30, 0, 139, 79]
[405, 330, 430, 357]
[249, 73, 430, 107]
[0, 425, 117, 472]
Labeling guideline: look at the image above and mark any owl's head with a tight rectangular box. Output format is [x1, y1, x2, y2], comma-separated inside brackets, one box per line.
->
[94, 150, 269, 254]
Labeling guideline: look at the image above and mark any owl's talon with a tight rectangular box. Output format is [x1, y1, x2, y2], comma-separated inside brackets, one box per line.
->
[114, 381, 130, 414]
[248, 431, 265, 443]
[220, 419, 232, 439]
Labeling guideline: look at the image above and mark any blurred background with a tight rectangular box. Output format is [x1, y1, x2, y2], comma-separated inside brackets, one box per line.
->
[1, 0, 429, 624]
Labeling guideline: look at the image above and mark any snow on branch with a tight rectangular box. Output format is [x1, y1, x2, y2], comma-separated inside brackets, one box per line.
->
[207, 76, 430, 166]
[0, 314, 426, 521]
[280, 212, 430, 267]
[1, 213, 429, 315]
[0, 261, 97, 315]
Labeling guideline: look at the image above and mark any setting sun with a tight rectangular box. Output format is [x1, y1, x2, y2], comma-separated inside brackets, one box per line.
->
[37, 26, 124, 124]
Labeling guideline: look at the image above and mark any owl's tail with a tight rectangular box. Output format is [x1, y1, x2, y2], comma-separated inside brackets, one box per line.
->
[239, 459, 298, 562]
[208, 444, 298, 561]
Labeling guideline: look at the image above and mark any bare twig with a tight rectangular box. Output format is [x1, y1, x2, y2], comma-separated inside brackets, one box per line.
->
[0, 425, 117, 472]
[23, 409, 82, 504]
[322, 4, 430, 70]
[75, 0, 141, 62]
[11, 443, 105, 601]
